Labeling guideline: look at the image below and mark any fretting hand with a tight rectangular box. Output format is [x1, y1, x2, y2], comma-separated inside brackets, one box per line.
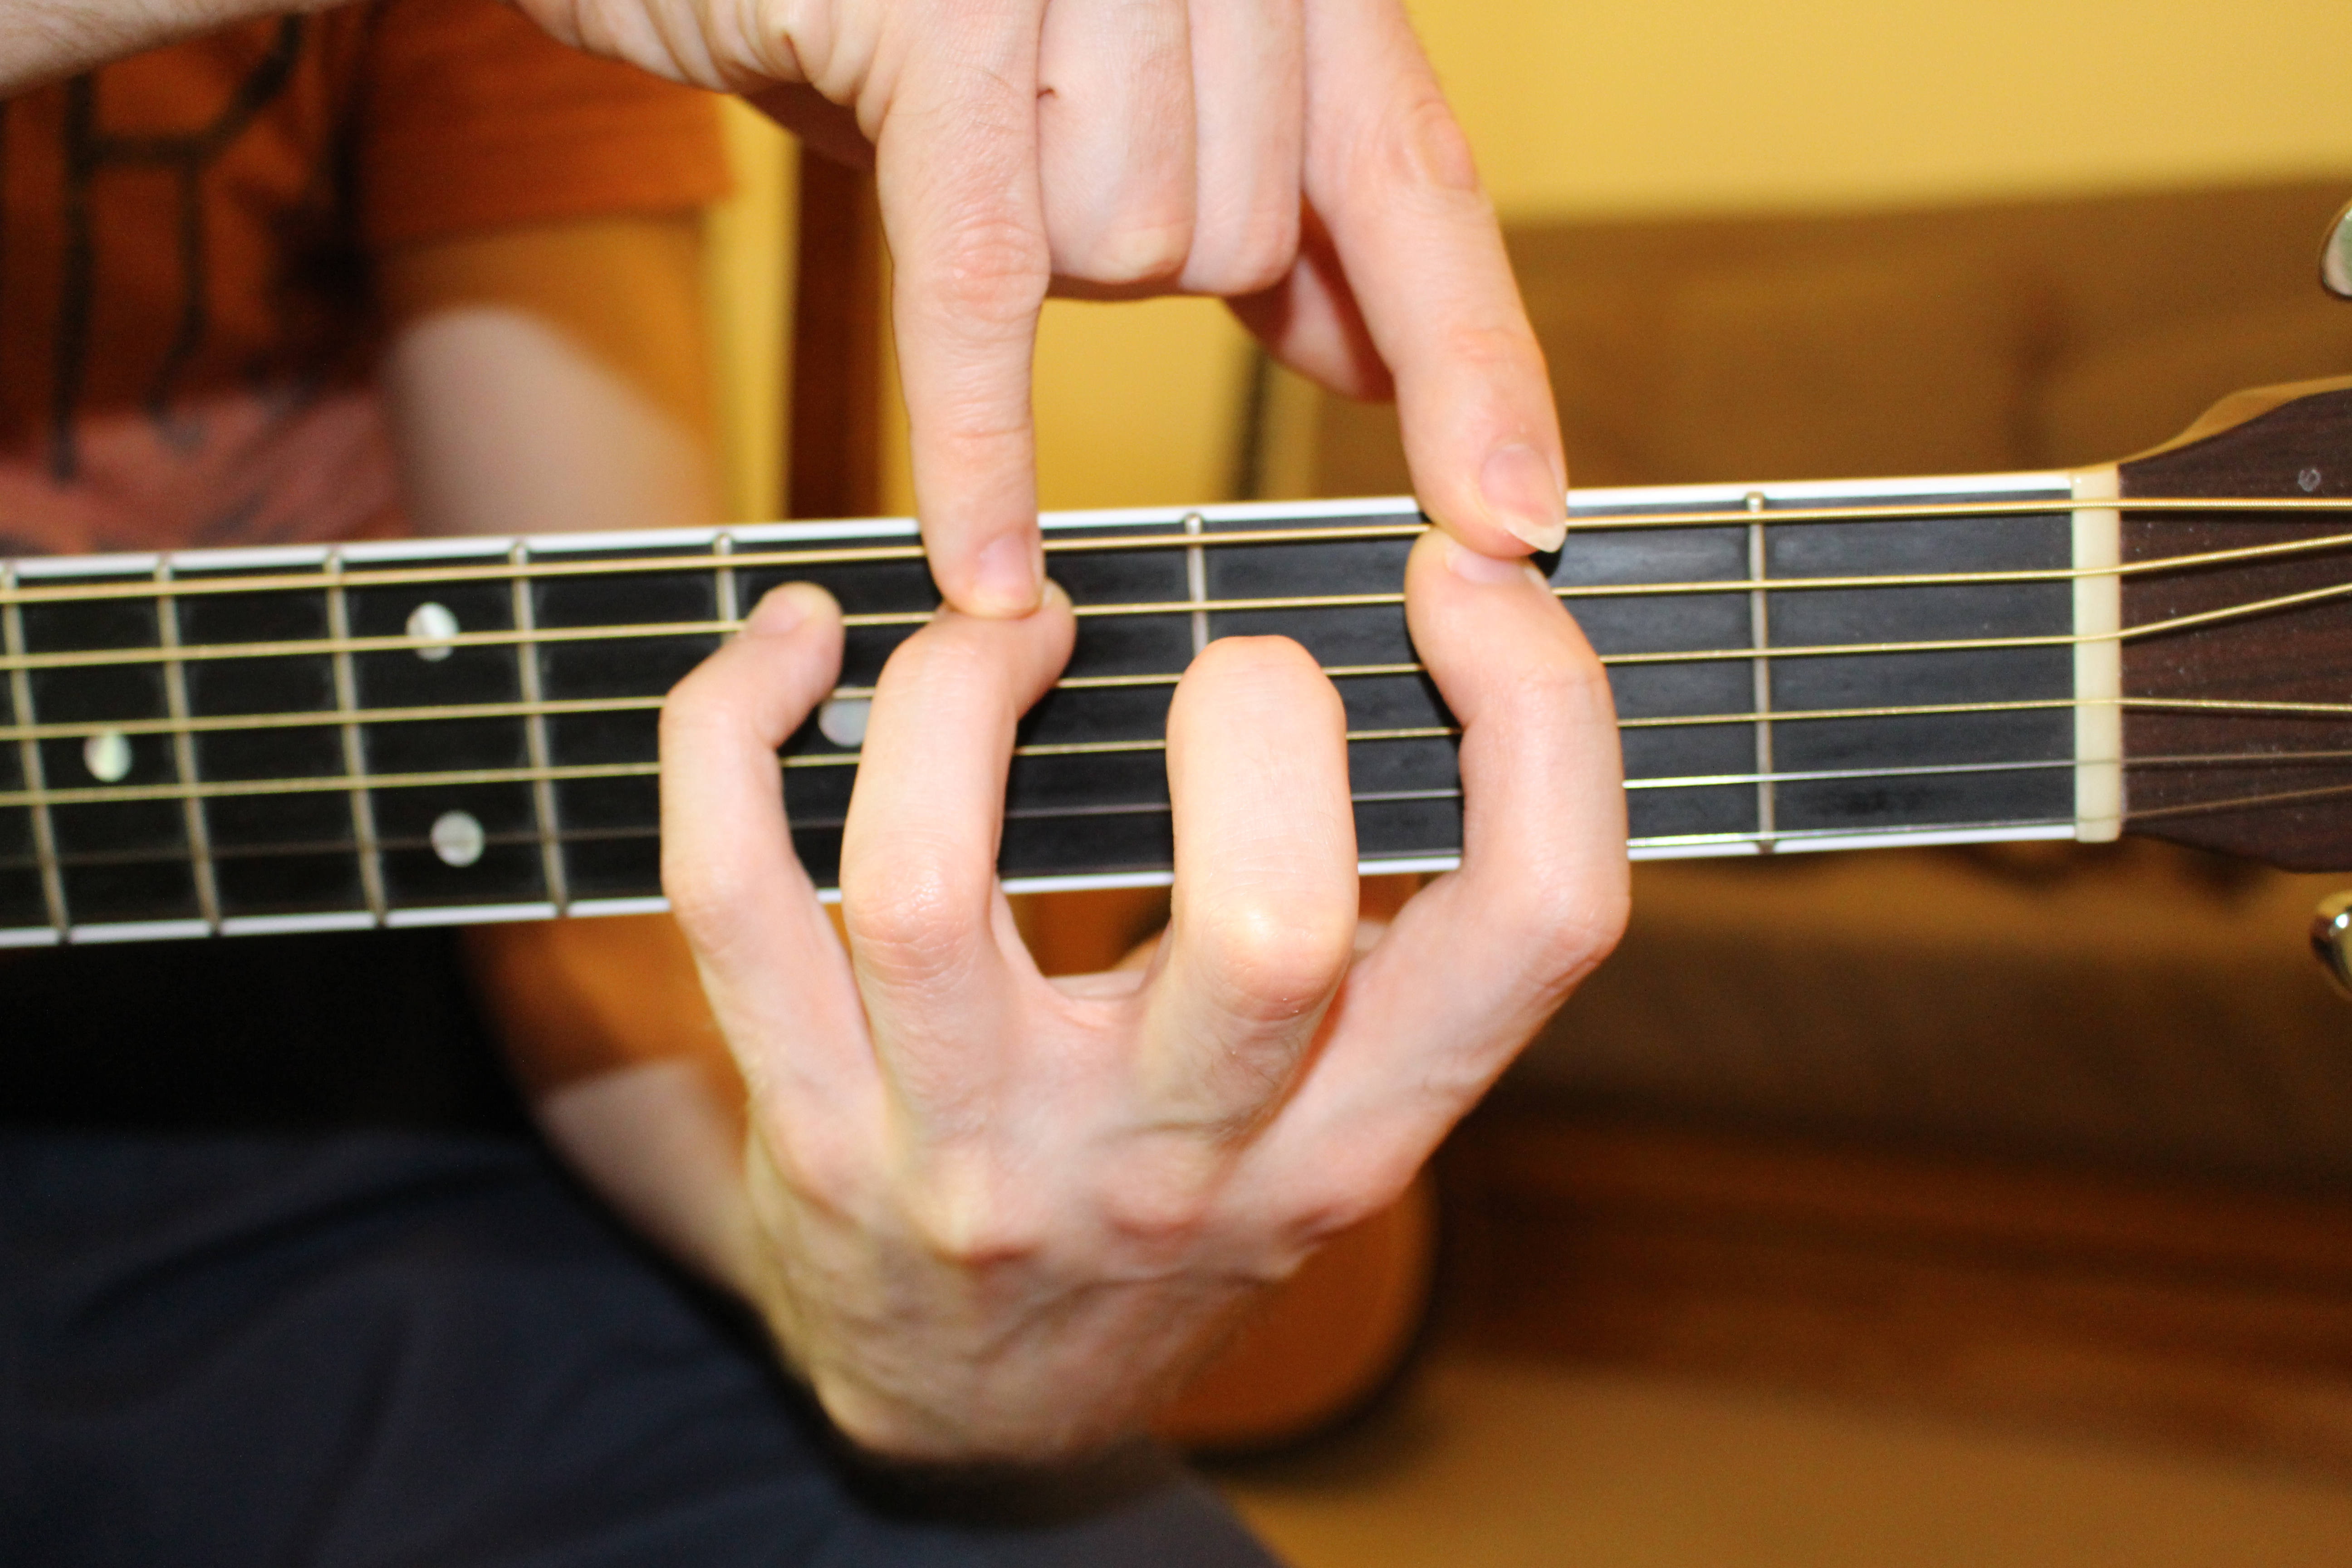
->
[658, 531, 1626, 1459]
[514, 0, 1569, 612]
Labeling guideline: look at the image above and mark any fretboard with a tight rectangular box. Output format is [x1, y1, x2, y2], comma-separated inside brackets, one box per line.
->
[0, 474, 2098, 946]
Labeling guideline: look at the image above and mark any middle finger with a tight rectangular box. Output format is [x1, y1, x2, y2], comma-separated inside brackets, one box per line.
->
[839, 588, 1078, 1123]
[1037, 0, 1197, 284]
[1139, 634, 1357, 1137]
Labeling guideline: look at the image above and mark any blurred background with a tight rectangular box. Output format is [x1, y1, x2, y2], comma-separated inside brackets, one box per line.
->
[696, 3, 2352, 1563]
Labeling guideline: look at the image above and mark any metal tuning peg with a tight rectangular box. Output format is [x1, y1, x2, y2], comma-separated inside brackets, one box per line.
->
[2311, 892, 2352, 997]
[2325, 199, 2352, 300]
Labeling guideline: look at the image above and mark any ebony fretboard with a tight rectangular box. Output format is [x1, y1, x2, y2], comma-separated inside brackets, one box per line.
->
[0, 477, 2086, 945]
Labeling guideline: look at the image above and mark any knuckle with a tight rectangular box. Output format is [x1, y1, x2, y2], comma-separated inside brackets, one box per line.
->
[903, 1159, 1039, 1269]
[1186, 198, 1300, 298]
[1503, 862, 1630, 994]
[841, 850, 985, 984]
[1437, 317, 1548, 389]
[907, 215, 1050, 333]
[1191, 894, 1355, 1025]
[1363, 91, 1483, 201]
[1056, 218, 1191, 288]
[1096, 1142, 1220, 1251]
[658, 858, 741, 949]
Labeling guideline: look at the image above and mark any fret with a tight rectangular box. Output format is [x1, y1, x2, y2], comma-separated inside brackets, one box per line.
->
[176, 551, 367, 926]
[530, 533, 724, 899]
[1562, 495, 1757, 845]
[1760, 477, 2075, 835]
[20, 559, 202, 931]
[1005, 513, 1190, 877]
[343, 541, 548, 915]
[1198, 506, 1462, 863]
[1745, 493, 1778, 848]
[2, 562, 67, 940]
[510, 543, 569, 914]
[156, 563, 222, 929]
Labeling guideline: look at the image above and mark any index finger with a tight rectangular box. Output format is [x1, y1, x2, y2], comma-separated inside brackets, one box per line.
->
[1301, 0, 1566, 558]
[873, 0, 1054, 617]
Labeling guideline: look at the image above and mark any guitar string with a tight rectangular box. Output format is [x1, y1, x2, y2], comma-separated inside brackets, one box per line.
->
[5, 700, 2348, 815]
[5, 504, 2347, 832]
[3, 495, 2347, 609]
[7, 746, 2350, 878]
[5, 530, 2352, 681]
[7, 685, 2352, 752]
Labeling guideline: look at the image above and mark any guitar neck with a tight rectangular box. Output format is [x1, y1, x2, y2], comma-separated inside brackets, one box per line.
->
[0, 471, 2119, 946]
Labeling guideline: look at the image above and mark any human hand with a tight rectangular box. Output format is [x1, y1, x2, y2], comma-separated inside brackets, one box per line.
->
[657, 532, 1626, 1460]
[512, 0, 1566, 616]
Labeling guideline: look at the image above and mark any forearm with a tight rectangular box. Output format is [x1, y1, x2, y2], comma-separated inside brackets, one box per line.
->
[468, 914, 766, 1298]
[382, 213, 748, 1285]
[0, 0, 346, 95]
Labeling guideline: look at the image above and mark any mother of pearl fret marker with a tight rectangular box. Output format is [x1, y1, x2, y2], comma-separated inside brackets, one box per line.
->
[2, 374, 2350, 948]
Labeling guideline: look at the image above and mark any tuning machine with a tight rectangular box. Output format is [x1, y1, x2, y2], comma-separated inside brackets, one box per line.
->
[2311, 893, 2352, 998]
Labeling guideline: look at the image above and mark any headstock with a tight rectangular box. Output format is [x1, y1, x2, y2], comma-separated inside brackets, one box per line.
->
[2117, 376, 2352, 869]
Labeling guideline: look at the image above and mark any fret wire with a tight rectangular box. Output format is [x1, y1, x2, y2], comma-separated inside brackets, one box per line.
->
[510, 543, 569, 913]
[2, 562, 68, 934]
[155, 562, 221, 930]
[1184, 511, 1210, 657]
[713, 531, 741, 624]
[7, 496, 2352, 612]
[325, 549, 387, 923]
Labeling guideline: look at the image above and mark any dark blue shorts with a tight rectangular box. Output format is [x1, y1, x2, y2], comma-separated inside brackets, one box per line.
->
[0, 935, 1278, 1568]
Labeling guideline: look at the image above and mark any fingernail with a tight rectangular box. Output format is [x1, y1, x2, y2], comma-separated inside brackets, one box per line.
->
[1480, 442, 1567, 554]
[968, 533, 1044, 617]
[745, 584, 809, 637]
[1446, 538, 1538, 586]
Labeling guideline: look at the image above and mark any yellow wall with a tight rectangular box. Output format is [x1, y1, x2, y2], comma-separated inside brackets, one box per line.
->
[843, 1, 2352, 519]
[1425, 0, 2352, 219]
[701, 99, 794, 523]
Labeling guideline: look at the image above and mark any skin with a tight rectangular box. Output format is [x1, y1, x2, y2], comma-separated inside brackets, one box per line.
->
[512, 0, 1574, 612]
[659, 542, 1627, 1458]
[6, 0, 1629, 1464]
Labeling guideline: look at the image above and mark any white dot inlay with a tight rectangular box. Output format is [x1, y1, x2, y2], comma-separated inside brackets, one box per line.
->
[406, 601, 460, 662]
[83, 729, 133, 783]
[430, 809, 486, 868]
[818, 697, 870, 748]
